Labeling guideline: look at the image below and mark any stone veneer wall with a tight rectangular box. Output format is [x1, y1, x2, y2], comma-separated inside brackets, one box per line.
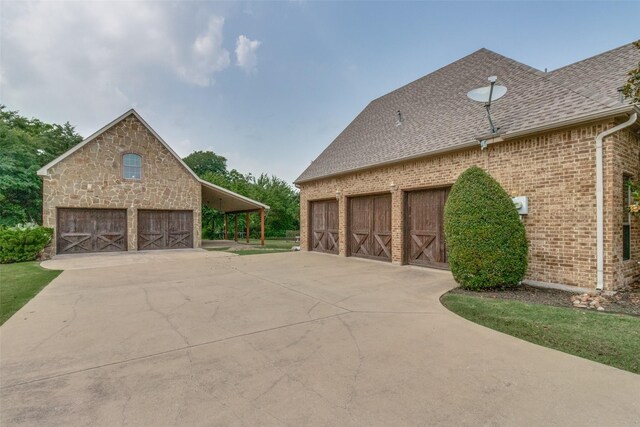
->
[42, 115, 202, 253]
[299, 120, 640, 291]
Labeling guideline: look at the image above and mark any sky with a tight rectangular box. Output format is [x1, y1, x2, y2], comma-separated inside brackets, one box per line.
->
[1, 1, 639, 185]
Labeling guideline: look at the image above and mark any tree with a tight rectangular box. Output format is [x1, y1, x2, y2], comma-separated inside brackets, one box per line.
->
[253, 174, 300, 236]
[621, 40, 640, 104]
[183, 150, 228, 177]
[185, 151, 300, 238]
[444, 166, 528, 290]
[0, 106, 82, 225]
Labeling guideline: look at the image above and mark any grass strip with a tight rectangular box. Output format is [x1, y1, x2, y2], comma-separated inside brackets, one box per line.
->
[231, 249, 293, 256]
[441, 293, 640, 374]
[0, 262, 62, 325]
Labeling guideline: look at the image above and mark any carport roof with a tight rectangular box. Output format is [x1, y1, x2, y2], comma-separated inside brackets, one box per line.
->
[37, 109, 269, 214]
[201, 179, 268, 213]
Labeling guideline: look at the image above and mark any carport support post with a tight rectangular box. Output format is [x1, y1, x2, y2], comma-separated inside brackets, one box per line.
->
[224, 215, 228, 240]
[260, 208, 265, 246]
[246, 213, 250, 244]
[234, 215, 238, 242]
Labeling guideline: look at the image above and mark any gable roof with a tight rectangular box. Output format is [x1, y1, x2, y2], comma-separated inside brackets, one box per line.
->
[295, 44, 639, 184]
[548, 42, 639, 106]
[38, 109, 269, 213]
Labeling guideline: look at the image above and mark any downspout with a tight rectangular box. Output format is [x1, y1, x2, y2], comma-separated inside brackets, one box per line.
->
[595, 112, 637, 290]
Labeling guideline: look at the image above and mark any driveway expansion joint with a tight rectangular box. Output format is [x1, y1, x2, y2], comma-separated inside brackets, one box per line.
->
[4, 252, 639, 426]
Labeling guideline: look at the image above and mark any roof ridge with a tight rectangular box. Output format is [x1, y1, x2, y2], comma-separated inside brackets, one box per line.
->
[485, 48, 618, 109]
[476, 47, 546, 76]
[548, 41, 637, 74]
[442, 47, 615, 110]
[544, 42, 640, 107]
[368, 48, 548, 107]
[367, 48, 491, 104]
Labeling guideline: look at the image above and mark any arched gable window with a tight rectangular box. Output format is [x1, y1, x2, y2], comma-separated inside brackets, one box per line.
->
[123, 153, 142, 180]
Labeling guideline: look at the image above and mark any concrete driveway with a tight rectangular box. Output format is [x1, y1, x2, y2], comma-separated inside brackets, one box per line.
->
[1, 251, 638, 426]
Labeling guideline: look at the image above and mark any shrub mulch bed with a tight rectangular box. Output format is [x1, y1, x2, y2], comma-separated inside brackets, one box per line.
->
[448, 282, 640, 317]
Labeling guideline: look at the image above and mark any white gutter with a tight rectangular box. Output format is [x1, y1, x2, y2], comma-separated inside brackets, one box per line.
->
[595, 112, 637, 290]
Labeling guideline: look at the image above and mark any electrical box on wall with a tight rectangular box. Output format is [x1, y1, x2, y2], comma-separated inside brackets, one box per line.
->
[512, 196, 528, 215]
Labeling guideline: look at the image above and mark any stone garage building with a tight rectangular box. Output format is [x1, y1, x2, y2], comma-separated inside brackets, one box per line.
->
[295, 43, 640, 291]
[38, 109, 268, 255]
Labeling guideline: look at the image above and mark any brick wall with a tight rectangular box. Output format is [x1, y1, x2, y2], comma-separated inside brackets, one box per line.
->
[299, 120, 638, 290]
[42, 115, 202, 253]
[610, 127, 640, 288]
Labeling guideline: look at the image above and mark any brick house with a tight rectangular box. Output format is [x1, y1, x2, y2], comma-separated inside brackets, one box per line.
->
[38, 110, 268, 255]
[295, 43, 640, 291]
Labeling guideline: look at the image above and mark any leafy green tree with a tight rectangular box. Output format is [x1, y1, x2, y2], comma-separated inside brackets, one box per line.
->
[253, 174, 300, 237]
[183, 150, 228, 177]
[0, 106, 82, 225]
[621, 40, 640, 104]
[187, 151, 299, 238]
[444, 166, 528, 290]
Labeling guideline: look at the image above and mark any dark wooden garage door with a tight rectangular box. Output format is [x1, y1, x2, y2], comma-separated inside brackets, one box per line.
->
[138, 210, 193, 250]
[348, 194, 391, 261]
[57, 208, 127, 254]
[405, 188, 449, 268]
[310, 200, 339, 254]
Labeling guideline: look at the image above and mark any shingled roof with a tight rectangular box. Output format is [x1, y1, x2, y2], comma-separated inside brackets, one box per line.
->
[295, 44, 639, 184]
[548, 42, 639, 107]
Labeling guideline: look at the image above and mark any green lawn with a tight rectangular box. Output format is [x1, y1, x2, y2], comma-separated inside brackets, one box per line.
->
[233, 249, 293, 256]
[0, 262, 62, 325]
[231, 239, 296, 255]
[245, 239, 298, 250]
[205, 239, 296, 255]
[441, 293, 640, 374]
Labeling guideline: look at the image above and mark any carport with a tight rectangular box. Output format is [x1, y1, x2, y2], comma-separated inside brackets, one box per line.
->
[200, 179, 269, 245]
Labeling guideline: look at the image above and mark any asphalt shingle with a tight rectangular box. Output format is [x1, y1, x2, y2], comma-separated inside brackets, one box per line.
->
[548, 42, 639, 107]
[295, 44, 639, 183]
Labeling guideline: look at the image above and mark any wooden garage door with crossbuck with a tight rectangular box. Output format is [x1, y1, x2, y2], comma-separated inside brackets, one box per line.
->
[348, 194, 391, 261]
[405, 188, 449, 268]
[138, 210, 193, 250]
[310, 200, 339, 254]
[57, 208, 127, 254]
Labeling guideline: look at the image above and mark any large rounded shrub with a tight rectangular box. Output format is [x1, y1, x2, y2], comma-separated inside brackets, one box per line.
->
[444, 166, 528, 290]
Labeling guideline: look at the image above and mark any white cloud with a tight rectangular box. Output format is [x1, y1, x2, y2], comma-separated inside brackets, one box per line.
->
[0, 2, 231, 127]
[235, 35, 262, 73]
[180, 16, 230, 86]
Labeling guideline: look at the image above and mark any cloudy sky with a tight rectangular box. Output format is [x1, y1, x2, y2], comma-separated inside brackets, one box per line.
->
[1, 1, 638, 184]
